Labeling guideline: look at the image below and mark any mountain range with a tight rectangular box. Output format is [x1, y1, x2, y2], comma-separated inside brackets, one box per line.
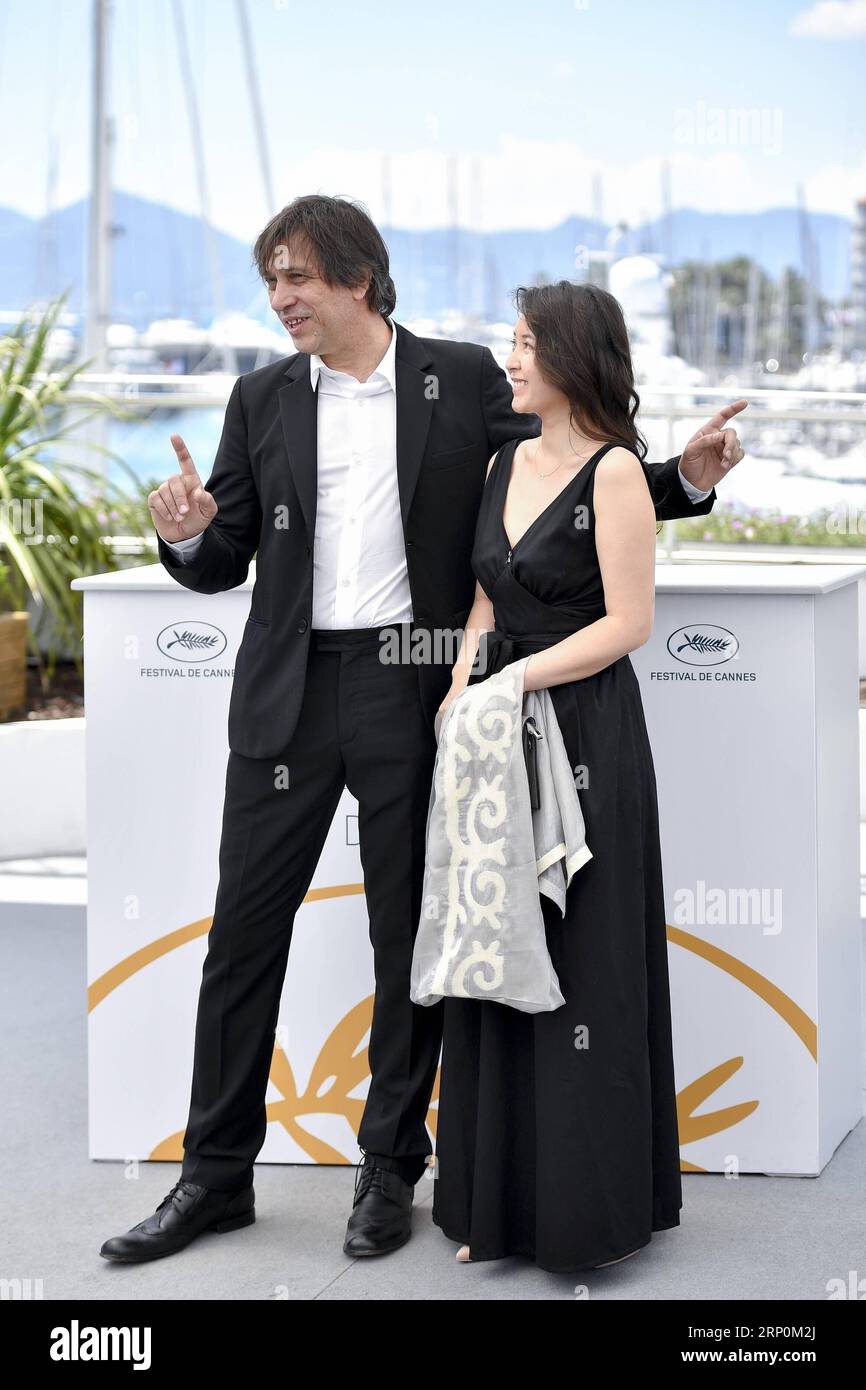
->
[0, 192, 853, 330]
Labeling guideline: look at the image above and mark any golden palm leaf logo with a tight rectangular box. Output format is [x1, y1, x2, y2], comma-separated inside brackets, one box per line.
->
[677, 1058, 759, 1172]
[148, 994, 439, 1165]
[88, 898, 814, 1171]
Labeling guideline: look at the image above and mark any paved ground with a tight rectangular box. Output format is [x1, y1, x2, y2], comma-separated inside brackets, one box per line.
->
[1, 861, 864, 1301]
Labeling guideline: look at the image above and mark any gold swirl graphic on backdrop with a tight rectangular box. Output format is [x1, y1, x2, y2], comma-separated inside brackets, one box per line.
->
[88, 895, 816, 1171]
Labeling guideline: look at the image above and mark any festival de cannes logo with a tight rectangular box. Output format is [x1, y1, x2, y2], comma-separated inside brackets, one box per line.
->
[156, 621, 227, 662]
[667, 623, 739, 667]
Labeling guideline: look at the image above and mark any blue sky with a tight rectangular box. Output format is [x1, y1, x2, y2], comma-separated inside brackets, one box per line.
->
[1, 0, 864, 238]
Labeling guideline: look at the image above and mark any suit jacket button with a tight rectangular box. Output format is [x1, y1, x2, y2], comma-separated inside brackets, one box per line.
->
[298, 619, 308, 633]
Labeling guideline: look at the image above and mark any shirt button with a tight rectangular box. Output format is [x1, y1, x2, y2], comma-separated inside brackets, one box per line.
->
[297, 619, 308, 633]
[341, 579, 351, 587]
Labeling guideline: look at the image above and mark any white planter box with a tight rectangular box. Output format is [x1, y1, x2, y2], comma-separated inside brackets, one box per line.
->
[0, 717, 86, 858]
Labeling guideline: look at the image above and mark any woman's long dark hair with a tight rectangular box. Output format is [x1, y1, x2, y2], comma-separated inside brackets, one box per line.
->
[513, 280, 666, 510]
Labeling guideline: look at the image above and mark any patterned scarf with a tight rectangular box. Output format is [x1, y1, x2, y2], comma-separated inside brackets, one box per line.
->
[410, 655, 592, 1013]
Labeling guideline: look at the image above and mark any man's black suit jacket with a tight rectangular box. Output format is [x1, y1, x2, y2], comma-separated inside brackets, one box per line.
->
[156, 320, 715, 759]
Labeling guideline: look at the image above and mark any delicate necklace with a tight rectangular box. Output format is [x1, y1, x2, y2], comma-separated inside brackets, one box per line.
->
[531, 439, 596, 480]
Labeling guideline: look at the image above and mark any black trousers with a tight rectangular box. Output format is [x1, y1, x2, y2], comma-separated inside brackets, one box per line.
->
[180, 624, 443, 1191]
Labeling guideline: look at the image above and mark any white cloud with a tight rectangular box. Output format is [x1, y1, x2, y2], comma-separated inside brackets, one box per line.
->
[215, 137, 858, 238]
[790, 0, 866, 38]
[804, 155, 866, 214]
[27, 136, 861, 241]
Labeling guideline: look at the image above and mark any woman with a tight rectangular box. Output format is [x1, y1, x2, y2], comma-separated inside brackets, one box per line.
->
[431, 280, 681, 1273]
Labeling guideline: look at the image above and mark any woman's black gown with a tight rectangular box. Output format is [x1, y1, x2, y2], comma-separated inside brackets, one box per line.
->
[430, 437, 682, 1273]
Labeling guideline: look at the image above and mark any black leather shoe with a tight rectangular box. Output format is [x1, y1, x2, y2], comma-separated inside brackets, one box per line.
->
[99, 1178, 255, 1263]
[343, 1154, 413, 1257]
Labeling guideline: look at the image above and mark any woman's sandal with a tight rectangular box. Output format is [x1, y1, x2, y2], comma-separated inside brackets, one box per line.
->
[456, 1244, 472, 1262]
[592, 1248, 641, 1268]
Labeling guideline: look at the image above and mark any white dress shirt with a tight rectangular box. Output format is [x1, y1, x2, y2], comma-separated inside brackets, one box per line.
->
[305, 318, 411, 627]
[162, 328, 713, 620]
[165, 320, 412, 628]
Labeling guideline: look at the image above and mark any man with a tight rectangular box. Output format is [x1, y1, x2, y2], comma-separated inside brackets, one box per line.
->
[100, 194, 744, 1264]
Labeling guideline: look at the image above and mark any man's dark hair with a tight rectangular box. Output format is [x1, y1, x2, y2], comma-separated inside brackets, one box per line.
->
[252, 194, 397, 317]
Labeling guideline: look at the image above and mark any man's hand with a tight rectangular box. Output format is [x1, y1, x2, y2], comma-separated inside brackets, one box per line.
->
[147, 434, 219, 544]
[680, 400, 747, 492]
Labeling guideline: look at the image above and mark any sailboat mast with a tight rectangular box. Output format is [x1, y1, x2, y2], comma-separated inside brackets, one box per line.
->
[84, 0, 112, 372]
[236, 0, 275, 213]
[171, 0, 237, 374]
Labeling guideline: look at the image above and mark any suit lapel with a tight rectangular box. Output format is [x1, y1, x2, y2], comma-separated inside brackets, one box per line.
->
[276, 320, 435, 544]
[393, 322, 435, 528]
[277, 357, 319, 545]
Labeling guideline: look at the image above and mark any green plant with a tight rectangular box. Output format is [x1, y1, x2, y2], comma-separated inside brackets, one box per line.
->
[0, 294, 151, 683]
[674, 501, 866, 548]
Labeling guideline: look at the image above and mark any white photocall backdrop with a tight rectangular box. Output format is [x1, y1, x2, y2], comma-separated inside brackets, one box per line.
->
[73, 561, 864, 1177]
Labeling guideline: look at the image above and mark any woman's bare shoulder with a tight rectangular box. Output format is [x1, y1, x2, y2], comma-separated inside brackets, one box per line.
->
[595, 443, 643, 475]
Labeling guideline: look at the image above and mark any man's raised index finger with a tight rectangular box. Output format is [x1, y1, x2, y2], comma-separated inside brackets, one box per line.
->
[170, 432, 199, 477]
